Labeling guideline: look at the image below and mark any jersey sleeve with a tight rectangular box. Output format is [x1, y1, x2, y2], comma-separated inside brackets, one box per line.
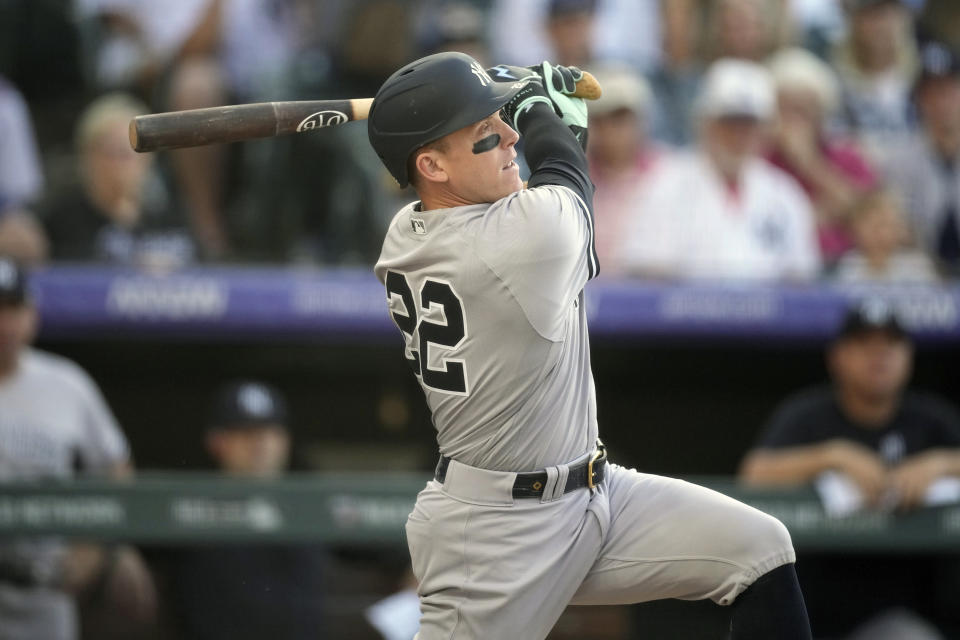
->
[69, 365, 131, 471]
[517, 102, 598, 278]
[521, 103, 594, 208]
[473, 185, 596, 341]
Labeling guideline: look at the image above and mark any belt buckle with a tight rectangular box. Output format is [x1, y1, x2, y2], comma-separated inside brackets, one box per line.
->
[587, 440, 606, 490]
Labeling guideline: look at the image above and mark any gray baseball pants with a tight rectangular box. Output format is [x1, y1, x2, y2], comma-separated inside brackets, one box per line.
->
[406, 456, 795, 640]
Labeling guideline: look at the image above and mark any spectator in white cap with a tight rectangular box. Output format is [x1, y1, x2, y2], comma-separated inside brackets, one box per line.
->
[587, 65, 668, 277]
[765, 47, 879, 266]
[621, 59, 821, 281]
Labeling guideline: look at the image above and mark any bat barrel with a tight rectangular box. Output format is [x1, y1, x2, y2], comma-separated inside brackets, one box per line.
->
[130, 103, 285, 152]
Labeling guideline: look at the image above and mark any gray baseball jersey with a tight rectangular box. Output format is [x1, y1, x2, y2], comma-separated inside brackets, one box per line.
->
[0, 348, 130, 640]
[375, 184, 598, 472]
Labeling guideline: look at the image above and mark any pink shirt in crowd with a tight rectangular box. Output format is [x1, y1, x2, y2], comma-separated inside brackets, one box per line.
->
[766, 140, 877, 263]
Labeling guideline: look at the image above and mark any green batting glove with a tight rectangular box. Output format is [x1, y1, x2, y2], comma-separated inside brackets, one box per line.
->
[532, 61, 589, 148]
[487, 64, 552, 131]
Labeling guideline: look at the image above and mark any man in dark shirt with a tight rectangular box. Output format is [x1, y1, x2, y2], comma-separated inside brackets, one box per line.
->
[740, 298, 960, 638]
[741, 299, 960, 507]
[162, 381, 325, 640]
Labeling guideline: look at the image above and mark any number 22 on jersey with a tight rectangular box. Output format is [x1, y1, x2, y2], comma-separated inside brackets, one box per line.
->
[385, 271, 469, 395]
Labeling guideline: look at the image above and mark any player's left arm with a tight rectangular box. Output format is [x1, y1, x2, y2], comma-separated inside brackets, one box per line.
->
[492, 63, 597, 279]
[492, 63, 592, 203]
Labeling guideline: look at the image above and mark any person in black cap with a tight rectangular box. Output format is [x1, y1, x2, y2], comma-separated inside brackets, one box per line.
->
[740, 298, 960, 638]
[883, 39, 960, 274]
[204, 380, 291, 477]
[742, 298, 960, 507]
[160, 380, 326, 640]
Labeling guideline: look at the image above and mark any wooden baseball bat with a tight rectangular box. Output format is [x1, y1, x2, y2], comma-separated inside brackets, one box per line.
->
[129, 71, 602, 153]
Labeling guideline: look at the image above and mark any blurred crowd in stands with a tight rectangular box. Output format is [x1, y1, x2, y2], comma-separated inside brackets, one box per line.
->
[0, 0, 957, 283]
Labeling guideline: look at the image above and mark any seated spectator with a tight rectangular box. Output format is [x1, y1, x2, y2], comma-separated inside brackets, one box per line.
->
[489, 0, 663, 72]
[588, 65, 666, 277]
[703, 0, 790, 64]
[740, 299, 960, 506]
[40, 93, 194, 268]
[882, 40, 960, 275]
[0, 76, 47, 264]
[649, 0, 790, 145]
[834, 188, 940, 283]
[0, 257, 154, 640]
[161, 380, 326, 640]
[621, 59, 821, 281]
[738, 299, 960, 638]
[831, 0, 919, 160]
[75, 0, 233, 258]
[0, 209, 47, 266]
[647, 0, 702, 145]
[765, 47, 879, 264]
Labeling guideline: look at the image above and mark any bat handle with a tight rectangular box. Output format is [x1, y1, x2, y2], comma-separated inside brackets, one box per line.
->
[572, 71, 602, 100]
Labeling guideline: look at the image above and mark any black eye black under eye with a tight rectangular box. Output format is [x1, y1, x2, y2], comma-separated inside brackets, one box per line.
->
[472, 134, 501, 154]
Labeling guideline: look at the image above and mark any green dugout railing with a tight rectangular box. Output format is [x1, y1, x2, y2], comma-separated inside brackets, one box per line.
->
[1, 474, 959, 552]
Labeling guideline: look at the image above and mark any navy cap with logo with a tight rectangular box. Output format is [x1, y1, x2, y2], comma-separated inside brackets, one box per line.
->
[0, 258, 28, 306]
[835, 299, 908, 341]
[368, 51, 525, 188]
[208, 381, 289, 430]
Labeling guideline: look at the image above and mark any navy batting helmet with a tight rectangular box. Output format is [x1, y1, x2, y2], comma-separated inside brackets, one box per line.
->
[368, 52, 525, 187]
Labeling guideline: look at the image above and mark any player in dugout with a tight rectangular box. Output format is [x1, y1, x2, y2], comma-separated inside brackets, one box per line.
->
[367, 52, 812, 639]
[0, 257, 155, 640]
[740, 298, 960, 638]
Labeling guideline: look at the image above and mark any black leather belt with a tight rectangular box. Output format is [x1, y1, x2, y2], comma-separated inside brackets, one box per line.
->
[434, 441, 607, 499]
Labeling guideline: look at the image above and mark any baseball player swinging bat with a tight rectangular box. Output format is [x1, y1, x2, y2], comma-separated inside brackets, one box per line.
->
[128, 71, 602, 153]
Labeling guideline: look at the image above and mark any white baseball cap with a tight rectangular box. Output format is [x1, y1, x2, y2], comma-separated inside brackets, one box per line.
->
[589, 65, 652, 117]
[697, 58, 775, 120]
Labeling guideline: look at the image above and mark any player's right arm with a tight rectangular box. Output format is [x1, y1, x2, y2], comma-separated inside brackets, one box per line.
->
[464, 65, 599, 339]
[494, 63, 594, 211]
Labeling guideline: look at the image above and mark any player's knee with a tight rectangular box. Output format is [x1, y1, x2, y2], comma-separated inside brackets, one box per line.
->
[749, 510, 795, 568]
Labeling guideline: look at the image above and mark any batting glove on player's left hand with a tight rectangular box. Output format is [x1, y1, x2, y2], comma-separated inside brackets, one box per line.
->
[487, 64, 552, 132]
[529, 62, 589, 149]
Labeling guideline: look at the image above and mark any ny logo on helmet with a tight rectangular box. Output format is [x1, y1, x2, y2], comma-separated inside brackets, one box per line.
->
[470, 61, 492, 87]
